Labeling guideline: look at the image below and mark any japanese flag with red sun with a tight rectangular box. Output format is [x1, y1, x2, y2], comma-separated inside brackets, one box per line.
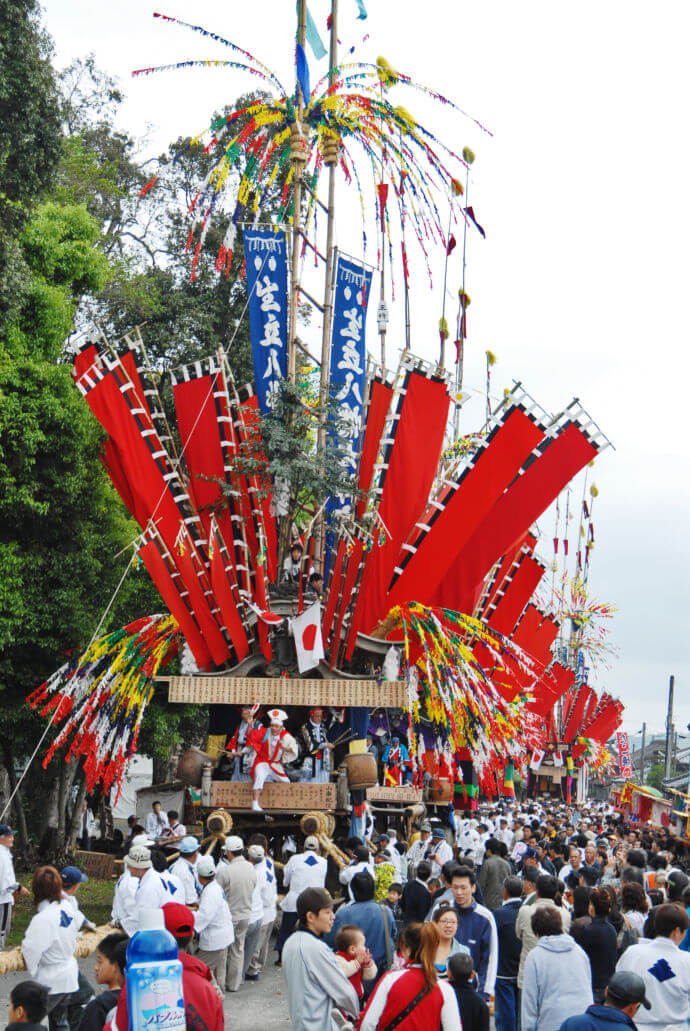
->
[291, 601, 325, 673]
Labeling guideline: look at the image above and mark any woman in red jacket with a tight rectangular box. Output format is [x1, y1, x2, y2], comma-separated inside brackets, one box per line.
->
[359, 922, 461, 1031]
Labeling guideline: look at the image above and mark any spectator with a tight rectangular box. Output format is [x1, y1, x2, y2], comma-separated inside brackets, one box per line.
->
[359, 922, 460, 1031]
[400, 861, 432, 925]
[194, 855, 234, 992]
[616, 903, 690, 1029]
[620, 882, 647, 939]
[0, 825, 28, 948]
[283, 887, 359, 1031]
[571, 887, 593, 933]
[7, 981, 48, 1031]
[329, 871, 396, 975]
[493, 876, 523, 1031]
[516, 874, 572, 992]
[443, 866, 498, 999]
[447, 952, 490, 1031]
[432, 906, 470, 976]
[478, 839, 512, 912]
[144, 801, 168, 839]
[276, 835, 327, 963]
[112, 903, 223, 1031]
[334, 924, 378, 999]
[428, 828, 454, 880]
[215, 834, 257, 991]
[521, 905, 593, 1031]
[572, 887, 618, 1002]
[406, 823, 434, 871]
[558, 971, 651, 1031]
[21, 867, 81, 1031]
[78, 933, 127, 1031]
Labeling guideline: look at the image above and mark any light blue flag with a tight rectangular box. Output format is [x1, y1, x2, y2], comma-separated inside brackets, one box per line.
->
[354, 0, 368, 19]
[305, 4, 327, 59]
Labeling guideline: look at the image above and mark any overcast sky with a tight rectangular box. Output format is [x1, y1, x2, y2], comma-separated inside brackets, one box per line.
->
[40, 0, 689, 739]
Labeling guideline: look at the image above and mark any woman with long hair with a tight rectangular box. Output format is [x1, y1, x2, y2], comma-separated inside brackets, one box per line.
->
[21, 866, 80, 1031]
[432, 906, 470, 976]
[360, 922, 460, 1031]
[620, 881, 648, 935]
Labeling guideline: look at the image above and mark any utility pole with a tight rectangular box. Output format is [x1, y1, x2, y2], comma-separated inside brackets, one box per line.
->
[664, 675, 675, 782]
[287, 0, 308, 384]
[640, 722, 646, 783]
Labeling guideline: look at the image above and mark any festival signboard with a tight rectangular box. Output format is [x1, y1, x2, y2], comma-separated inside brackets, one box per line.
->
[244, 227, 289, 414]
[616, 730, 632, 778]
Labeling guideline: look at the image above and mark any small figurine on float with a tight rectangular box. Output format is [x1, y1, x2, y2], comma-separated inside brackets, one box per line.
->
[297, 707, 334, 783]
[224, 705, 262, 782]
[244, 709, 299, 811]
[381, 735, 413, 786]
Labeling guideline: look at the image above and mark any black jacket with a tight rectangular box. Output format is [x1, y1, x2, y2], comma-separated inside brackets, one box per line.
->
[571, 916, 617, 991]
[493, 898, 522, 978]
[452, 982, 490, 1031]
[78, 989, 120, 1031]
[400, 879, 432, 924]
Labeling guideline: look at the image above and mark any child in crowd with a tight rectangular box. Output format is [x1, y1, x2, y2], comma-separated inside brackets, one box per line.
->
[79, 932, 128, 1031]
[334, 925, 378, 999]
[447, 953, 489, 1031]
[386, 883, 404, 935]
[6, 981, 48, 1031]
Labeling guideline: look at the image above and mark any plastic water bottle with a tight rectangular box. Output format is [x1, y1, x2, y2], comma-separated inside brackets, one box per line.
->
[125, 908, 185, 1031]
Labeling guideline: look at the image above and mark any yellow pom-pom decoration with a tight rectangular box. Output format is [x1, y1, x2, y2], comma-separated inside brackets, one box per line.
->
[486, 350, 497, 366]
[376, 56, 399, 89]
[462, 146, 476, 165]
[503, 387, 510, 397]
[439, 317, 449, 339]
[395, 106, 415, 132]
[458, 289, 471, 306]
[590, 484, 599, 498]
[454, 392, 463, 402]
[450, 177, 464, 196]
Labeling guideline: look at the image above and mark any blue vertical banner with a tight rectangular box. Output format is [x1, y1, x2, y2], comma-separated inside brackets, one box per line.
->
[327, 255, 373, 521]
[244, 228, 288, 414]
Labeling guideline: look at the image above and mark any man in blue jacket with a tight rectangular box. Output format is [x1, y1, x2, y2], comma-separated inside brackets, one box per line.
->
[446, 866, 498, 999]
[493, 876, 523, 1031]
[559, 971, 650, 1031]
[327, 870, 396, 974]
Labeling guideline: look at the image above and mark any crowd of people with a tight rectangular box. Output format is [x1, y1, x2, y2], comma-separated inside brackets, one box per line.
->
[2, 798, 690, 1031]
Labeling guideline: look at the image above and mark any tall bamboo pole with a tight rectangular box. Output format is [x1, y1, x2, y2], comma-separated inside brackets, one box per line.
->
[287, 0, 308, 384]
[452, 161, 471, 439]
[314, 0, 340, 566]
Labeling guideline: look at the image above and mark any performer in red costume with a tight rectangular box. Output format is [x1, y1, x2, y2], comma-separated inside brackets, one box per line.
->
[245, 709, 299, 812]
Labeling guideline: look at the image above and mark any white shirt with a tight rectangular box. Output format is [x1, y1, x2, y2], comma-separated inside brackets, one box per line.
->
[22, 899, 79, 994]
[249, 872, 263, 924]
[0, 843, 17, 906]
[62, 891, 87, 929]
[282, 851, 328, 912]
[255, 857, 278, 925]
[126, 868, 181, 933]
[111, 869, 137, 927]
[339, 859, 374, 902]
[381, 844, 402, 878]
[616, 936, 690, 1029]
[194, 880, 234, 951]
[429, 838, 454, 879]
[170, 857, 200, 905]
[144, 810, 169, 838]
[359, 967, 461, 1031]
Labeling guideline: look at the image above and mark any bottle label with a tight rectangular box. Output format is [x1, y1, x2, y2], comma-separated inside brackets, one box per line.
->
[128, 962, 185, 1031]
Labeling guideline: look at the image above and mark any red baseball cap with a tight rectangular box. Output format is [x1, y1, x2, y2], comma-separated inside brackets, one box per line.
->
[162, 902, 195, 939]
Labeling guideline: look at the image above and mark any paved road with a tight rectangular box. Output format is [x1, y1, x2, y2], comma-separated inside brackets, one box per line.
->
[0, 947, 291, 1031]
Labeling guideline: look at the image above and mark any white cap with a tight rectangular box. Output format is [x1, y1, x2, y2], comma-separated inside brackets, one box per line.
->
[196, 855, 216, 878]
[267, 708, 288, 724]
[138, 908, 165, 932]
[224, 835, 244, 853]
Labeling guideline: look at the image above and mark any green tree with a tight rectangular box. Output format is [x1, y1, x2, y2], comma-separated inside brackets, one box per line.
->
[645, 762, 665, 791]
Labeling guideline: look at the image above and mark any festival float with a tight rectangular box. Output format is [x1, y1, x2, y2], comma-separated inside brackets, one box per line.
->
[28, 1, 623, 845]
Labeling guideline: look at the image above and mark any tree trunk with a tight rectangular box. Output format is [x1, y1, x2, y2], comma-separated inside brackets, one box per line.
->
[66, 774, 87, 851]
[57, 755, 79, 848]
[39, 774, 61, 860]
[0, 743, 30, 859]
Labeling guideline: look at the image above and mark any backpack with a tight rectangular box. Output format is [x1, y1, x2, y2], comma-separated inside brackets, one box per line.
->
[617, 913, 639, 957]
